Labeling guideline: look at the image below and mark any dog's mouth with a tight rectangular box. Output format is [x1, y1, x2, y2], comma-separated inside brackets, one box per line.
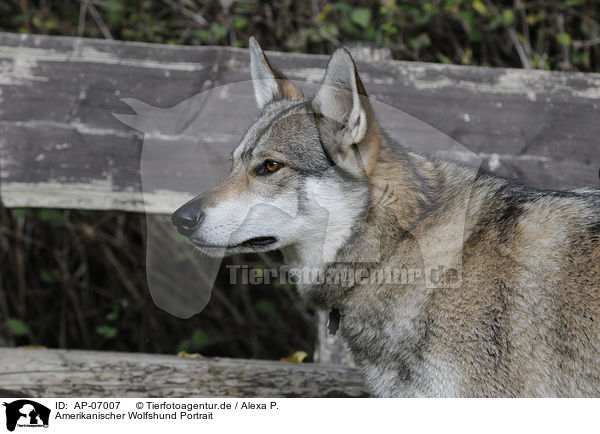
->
[191, 236, 277, 249]
[241, 236, 277, 247]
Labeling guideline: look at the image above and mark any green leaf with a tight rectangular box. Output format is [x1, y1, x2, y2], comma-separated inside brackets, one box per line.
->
[190, 330, 209, 349]
[255, 299, 281, 325]
[334, 2, 353, 14]
[177, 339, 191, 353]
[444, 0, 463, 8]
[572, 51, 588, 66]
[472, 0, 486, 15]
[409, 33, 432, 50]
[8, 319, 30, 336]
[194, 29, 212, 41]
[105, 306, 120, 322]
[381, 20, 397, 35]
[488, 16, 502, 29]
[234, 1, 258, 12]
[108, 11, 123, 25]
[213, 25, 228, 40]
[350, 8, 371, 29]
[502, 9, 514, 26]
[177, 330, 209, 353]
[526, 11, 546, 25]
[234, 17, 248, 28]
[38, 209, 64, 223]
[45, 20, 60, 31]
[532, 53, 550, 70]
[436, 53, 453, 64]
[40, 271, 55, 284]
[557, 33, 572, 46]
[11, 208, 28, 218]
[364, 26, 377, 41]
[320, 22, 339, 39]
[96, 325, 118, 339]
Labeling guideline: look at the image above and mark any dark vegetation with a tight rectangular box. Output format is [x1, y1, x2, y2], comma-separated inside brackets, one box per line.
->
[1, 0, 599, 359]
[0, 208, 314, 359]
[1, 0, 599, 71]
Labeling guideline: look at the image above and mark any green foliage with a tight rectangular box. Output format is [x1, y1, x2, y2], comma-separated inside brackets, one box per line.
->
[1, 206, 315, 359]
[96, 325, 118, 339]
[255, 299, 281, 325]
[351, 8, 372, 29]
[472, 0, 486, 15]
[557, 33, 572, 46]
[39, 270, 59, 284]
[8, 318, 30, 336]
[502, 9, 515, 26]
[177, 330, 210, 353]
[105, 305, 120, 322]
[39, 209, 65, 223]
[234, 18, 249, 29]
[11, 209, 28, 218]
[100, 0, 125, 26]
[0, 0, 597, 71]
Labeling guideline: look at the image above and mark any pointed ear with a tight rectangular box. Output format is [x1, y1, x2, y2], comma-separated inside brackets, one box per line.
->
[249, 37, 303, 109]
[312, 48, 369, 149]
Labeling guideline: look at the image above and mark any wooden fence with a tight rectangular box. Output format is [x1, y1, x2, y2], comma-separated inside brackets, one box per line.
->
[0, 32, 598, 396]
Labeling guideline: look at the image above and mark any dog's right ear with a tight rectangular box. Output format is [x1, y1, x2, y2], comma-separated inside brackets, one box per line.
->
[312, 48, 379, 176]
[312, 48, 367, 142]
[249, 37, 303, 110]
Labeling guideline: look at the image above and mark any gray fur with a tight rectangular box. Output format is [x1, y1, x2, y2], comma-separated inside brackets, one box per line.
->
[172, 39, 600, 397]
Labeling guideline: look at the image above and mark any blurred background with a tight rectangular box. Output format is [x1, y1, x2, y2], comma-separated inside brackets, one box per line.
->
[0, 0, 599, 360]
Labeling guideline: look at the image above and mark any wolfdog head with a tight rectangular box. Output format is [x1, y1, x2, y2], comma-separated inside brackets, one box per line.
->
[171, 38, 381, 264]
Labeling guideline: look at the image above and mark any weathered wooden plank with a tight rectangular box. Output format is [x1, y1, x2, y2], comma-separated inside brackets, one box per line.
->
[0, 348, 370, 397]
[1, 32, 599, 212]
[2, 33, 599, 368]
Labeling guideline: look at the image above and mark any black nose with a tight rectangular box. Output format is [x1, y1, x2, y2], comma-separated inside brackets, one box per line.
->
[171, 195, 205, 236]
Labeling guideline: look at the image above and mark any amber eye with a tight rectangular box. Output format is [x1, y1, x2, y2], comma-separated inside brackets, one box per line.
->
[256, 159, 284, 175]
[266, 160, 280, 172]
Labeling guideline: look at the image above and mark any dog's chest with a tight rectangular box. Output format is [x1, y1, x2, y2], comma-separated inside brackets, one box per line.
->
[339, 288, 462, 397]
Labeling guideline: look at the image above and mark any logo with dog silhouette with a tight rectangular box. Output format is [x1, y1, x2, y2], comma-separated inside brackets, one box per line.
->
[3, 400, 50, 432]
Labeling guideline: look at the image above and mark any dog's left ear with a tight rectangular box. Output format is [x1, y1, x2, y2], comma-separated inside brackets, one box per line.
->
[312, 48, 378, 175]
[249, 37, 303, 109]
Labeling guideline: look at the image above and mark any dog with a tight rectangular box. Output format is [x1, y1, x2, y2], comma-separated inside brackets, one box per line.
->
[171, 37, 600, 397]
